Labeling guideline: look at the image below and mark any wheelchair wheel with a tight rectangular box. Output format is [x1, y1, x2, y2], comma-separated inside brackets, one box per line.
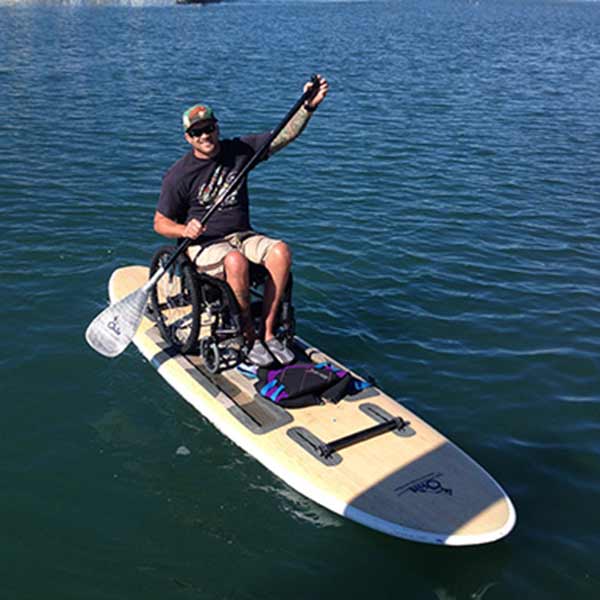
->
[200, 336, 220, 374]
[150, 246, 200, 354]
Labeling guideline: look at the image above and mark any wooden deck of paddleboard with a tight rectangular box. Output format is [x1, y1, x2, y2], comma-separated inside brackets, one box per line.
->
[108, 266, 516, 545]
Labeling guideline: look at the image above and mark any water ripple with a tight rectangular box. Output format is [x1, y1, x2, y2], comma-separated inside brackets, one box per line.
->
[2, 1, 600, 597]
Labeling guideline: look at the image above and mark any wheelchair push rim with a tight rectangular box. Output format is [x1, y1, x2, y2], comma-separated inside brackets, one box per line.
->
[150, 245, 201, 354]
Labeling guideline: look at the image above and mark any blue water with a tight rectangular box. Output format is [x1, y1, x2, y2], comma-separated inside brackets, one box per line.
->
[2, 0, 600, 598]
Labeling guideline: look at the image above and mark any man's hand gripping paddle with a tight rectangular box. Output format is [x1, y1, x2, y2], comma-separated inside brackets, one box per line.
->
[85, 75, 321, 358]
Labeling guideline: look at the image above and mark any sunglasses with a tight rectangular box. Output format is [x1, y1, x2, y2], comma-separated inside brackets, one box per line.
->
[188, 123, 217, 138]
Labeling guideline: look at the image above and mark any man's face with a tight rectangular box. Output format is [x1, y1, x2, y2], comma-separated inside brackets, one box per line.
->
[185, 121, 220, 158]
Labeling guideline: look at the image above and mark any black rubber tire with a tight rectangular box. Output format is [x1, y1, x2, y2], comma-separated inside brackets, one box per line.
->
[149, 246, 200, 354]
[200, 336, 220, 374]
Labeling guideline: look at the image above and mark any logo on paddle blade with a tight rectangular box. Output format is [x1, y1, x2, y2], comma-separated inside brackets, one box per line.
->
[395, 472, 453, 497]
[107, 316, 121, 336]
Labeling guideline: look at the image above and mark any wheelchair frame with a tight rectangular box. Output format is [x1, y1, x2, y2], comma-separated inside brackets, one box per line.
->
[148, 245, 295, 373]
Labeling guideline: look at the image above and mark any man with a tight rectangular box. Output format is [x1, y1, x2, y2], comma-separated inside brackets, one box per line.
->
[154, 75, 329, 366]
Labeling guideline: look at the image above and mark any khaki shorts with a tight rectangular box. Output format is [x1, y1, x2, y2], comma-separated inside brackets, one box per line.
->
[187, 231, 282, 278]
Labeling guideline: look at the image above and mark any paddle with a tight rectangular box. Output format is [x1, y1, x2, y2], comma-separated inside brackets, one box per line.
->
[86, 75, 321, 358]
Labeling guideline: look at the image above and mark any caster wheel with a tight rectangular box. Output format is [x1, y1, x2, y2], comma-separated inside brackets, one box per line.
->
[200, 337, 220, 374]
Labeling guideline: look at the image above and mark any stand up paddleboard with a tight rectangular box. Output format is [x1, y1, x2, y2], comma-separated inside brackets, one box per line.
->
[108, 265, 515, 545]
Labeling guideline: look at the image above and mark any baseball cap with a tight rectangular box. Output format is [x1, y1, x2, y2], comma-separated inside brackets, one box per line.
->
[182, 104, 217, 132]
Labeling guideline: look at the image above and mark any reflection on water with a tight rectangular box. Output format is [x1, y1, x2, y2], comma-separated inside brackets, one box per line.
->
[251, 483, 343, 529]
[435, 582, 498, 600]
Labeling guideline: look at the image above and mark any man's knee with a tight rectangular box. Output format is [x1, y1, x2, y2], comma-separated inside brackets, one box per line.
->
[266, 241, 292, 268]
[223, 250, 249, 278]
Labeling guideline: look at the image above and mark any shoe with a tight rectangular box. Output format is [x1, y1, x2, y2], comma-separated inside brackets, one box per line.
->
[237, 362, 259, 379]
[266, 338, 295, 365]
[246, 339, 274, 367]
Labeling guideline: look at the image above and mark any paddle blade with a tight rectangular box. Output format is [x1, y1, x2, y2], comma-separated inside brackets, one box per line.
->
[85, 286, 150, 358]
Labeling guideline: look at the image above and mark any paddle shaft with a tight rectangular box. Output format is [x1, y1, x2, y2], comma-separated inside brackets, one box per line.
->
[152, 75, 321, 281]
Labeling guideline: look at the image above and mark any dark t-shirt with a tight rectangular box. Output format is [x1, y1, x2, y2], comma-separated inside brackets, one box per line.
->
[157, 132, 271, 244]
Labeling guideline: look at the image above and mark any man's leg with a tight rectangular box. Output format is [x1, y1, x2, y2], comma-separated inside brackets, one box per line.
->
[237, 234, 295, 365]
[189, 239, 274, 366]
[189, 240, 252, 338]
[262, 242, 292, 341]
[225, 249, 279, 366]
[240, 235, 293, 341]
[222, 250, 254, 341]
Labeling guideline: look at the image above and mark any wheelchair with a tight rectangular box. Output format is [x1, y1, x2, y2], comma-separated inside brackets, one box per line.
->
[148, 245, 296, 374]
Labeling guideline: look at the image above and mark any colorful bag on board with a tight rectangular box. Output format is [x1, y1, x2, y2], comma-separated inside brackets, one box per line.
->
[254, 362, 371, 409]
